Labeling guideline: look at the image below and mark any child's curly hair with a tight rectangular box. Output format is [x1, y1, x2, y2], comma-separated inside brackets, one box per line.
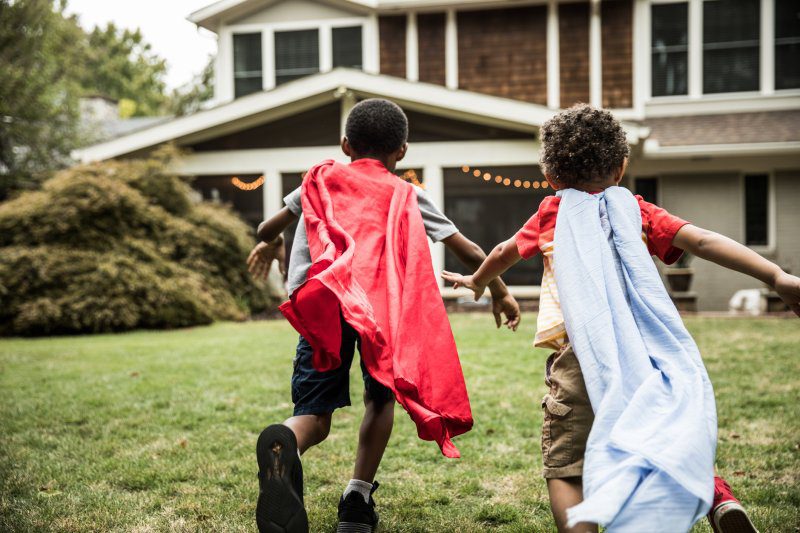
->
[539, 104, 630, 188]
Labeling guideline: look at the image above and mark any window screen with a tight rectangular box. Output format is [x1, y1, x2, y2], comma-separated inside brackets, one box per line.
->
[703, 0, 760, 94]
[775, 0, 800, 89]
[275, 29, 320, 85]
[651, 3, 689, 97]
[744, 174, 769, 246]
[332, 26, 363, 69]
[233, 33, 263, 98]
[635, 177, 658, 205]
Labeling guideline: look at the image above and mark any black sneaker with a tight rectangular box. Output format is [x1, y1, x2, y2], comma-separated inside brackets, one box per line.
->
[256, 424, 308, 533]
[336, 481, 380, 533]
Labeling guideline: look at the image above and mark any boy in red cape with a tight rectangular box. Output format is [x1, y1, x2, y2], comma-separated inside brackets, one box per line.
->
[247, 99, 520, 533]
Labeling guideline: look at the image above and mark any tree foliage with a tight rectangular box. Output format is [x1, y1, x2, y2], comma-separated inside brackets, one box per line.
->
[0, 149, 278, 336]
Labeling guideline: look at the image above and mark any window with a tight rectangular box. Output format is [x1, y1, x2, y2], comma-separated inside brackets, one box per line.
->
[635, 177, 658, 205]
[744, 174, 769, 246]
[332, 26, 363, 69]
[275, 29, 320, 85]
[775, 0, 800, 89]
[233, 33, 263, 98]
[703, 0, 760, 94]
[651, 3, 689, 97]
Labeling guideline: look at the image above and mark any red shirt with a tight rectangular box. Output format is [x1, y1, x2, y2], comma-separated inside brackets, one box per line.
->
[515, 194, 689, 265]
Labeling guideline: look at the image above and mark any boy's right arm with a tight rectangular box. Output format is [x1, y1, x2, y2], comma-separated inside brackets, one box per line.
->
[441, 235, 523, 301]
[248, 206, 298, 279]
[672, 224, 800, 316]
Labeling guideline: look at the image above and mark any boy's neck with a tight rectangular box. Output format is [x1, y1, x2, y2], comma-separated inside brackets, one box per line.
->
[571, 177, 620, 193]
[350, 154, 394, 172]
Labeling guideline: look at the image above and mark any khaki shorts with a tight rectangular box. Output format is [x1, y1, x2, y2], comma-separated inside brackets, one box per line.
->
[541, 343, 594, 479]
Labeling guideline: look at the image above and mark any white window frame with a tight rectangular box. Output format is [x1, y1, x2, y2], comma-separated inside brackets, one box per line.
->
[741, 171, 776, 254]
[227, 17, 370, 93]
[644, 0, 800, 108]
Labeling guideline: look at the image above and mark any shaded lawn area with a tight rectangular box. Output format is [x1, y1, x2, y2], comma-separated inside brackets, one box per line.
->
[1, 314, 798, 532]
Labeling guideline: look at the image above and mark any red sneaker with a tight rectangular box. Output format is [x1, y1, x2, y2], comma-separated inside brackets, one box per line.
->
[708, 476, 758, 533]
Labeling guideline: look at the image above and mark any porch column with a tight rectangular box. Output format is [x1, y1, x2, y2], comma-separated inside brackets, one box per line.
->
[263, 168, 282, 219]
[423, 164, 446, 286]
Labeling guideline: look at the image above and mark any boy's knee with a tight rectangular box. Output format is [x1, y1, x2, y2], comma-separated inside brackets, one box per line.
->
[363, 389, 395, 409]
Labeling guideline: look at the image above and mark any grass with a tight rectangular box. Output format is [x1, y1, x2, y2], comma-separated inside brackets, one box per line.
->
[1, 314, 798, 532]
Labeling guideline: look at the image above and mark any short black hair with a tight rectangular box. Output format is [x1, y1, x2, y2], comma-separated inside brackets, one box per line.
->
[539, 104, 630, 188]
[344, 98, 408, 156]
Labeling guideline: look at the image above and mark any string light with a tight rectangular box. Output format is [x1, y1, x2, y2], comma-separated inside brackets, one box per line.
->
[462, 167, 548, 190]
[231, 175, 265, 190]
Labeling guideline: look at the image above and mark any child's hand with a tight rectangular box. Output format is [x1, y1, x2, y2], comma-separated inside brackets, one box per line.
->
[492, 293, 521, 331]
[247, 240, 285, 280]
[441, 271, 486, 301]
[774, 271, 800, 317]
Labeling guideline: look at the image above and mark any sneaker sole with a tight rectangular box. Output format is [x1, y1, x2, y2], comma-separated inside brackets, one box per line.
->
[337, 522, 375, 533]
[256, 424, 308, 533]
[713, 502, 758, 533]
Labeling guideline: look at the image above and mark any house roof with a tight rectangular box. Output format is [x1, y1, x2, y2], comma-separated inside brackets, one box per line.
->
[188, 0, 517, 31]
[72, 69, 648, 163]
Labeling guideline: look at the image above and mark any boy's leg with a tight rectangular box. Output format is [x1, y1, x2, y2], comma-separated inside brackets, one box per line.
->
[542, 344, 596, 533]
[284, 413, 332, 454]
[547, 478, 598, 533]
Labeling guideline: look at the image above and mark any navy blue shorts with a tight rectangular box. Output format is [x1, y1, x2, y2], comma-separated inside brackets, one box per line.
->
[291, 317, 393, 416]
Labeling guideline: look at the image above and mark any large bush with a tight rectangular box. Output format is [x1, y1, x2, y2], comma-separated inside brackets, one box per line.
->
[0, 152, 278, 336]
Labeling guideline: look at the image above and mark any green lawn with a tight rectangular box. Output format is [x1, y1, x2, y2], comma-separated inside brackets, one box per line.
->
[1, 314, 798, 532]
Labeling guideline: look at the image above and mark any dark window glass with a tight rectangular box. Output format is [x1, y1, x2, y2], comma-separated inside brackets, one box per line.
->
[775, 0, 800, 89]
[275, 29, 320, 85]
[635, 177, 658, 205]
[745, 174, 769, 246]
[233, 33, 263, 98]
[332, 26, 363, 69]
[703, 0, 760, 94]
[651, 3, 689, 96]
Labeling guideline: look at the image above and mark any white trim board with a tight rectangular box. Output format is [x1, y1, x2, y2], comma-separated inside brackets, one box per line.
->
[75, 69, 647, 163]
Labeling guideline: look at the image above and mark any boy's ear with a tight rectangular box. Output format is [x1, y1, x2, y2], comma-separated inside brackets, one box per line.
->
[341, 137, 352, 157]
[395, 142, 408, 162]
[615, 157, 629, 184]
[544, 173, 559, 190]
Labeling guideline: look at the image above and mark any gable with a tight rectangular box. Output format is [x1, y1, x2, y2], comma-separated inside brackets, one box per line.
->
[230, 0, 364, 25]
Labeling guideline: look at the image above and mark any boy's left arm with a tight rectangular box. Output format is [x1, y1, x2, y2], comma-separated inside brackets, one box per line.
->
[672, 224, 800, 316]
[441, 232, 521, 330]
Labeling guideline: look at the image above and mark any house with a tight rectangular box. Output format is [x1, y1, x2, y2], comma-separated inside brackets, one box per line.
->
[73, 0, 800, 311]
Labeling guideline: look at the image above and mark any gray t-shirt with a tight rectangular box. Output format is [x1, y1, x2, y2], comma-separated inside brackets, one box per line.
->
[283, 185, 458, 294]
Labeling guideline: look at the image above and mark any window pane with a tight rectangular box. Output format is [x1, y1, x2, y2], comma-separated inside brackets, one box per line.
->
[775, 0, 800, 89]
[745, 174, 768, 246]
[651, 3, 688, 96]
[635, 177, 658, 205]
[233, 33, 263, 98]
[275, 29, 320, 85]
[332, 26, 363, 69]
[703, 0, 760, 94]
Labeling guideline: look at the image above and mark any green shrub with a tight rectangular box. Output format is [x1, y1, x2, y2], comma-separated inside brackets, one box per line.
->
[0, 153, 277, 336]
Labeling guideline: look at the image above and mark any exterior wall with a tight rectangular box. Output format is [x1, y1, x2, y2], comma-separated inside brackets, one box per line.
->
[456, 6, 548, 105]
[774, 170, 800, 277]
[417, 13, 446, 86]
[601, 0, 633, 108]
[559, 2, 591, 106]
[230, 0, 360, 25]
[379, 15, 406, 78]
[658, 171, 800, 311]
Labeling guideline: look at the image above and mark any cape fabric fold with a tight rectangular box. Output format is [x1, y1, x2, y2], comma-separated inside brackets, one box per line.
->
[279, 159, 473, 457]
[554, 187, 717, 532]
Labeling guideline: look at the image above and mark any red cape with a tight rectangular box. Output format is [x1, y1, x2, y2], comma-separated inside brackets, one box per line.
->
[279, 159, 473, 457]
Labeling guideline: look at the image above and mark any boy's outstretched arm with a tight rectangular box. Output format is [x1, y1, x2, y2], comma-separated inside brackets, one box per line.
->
[441, 233, 521, 330]
[672, 224, 800, 316]
[248, 206, 298, 280]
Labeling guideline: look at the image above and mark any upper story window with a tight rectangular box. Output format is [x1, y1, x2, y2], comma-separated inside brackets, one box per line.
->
[332, 26, 363, 69]
[233, 33, 263, 98]
[651, 3, 689, 97]
[775, 0, 800, 89]
[275, 29, 320, 85]
[702, 0, 760, 94]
